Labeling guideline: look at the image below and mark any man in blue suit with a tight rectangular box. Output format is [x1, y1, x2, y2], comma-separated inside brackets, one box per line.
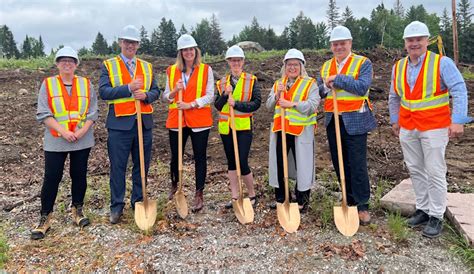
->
[99, 25, 160, 224]
[318, 26, 376, 225]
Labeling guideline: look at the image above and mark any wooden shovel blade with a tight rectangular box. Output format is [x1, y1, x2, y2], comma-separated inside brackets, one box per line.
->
[333, 205, 359, 237]
[277, 202, 300, 233]
[174, 190, 188, 219]
[134, 200, 158, 231]
[232, 198, 254, 224]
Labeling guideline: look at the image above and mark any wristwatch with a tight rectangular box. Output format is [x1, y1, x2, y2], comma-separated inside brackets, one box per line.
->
[191, 101, 197, 109]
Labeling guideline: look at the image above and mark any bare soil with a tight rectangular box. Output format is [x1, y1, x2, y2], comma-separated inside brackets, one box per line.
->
[0, 49, 472, 271]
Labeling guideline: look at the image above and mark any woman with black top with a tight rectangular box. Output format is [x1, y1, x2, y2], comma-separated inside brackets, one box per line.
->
[214, 45, 261, 208]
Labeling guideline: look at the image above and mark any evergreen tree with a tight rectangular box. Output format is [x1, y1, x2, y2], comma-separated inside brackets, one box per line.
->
[393, 0, 404, 18]
[314, 22, 328, 49]
[92, 32, 110, 55]
[153, 18, 177, 57]
[21, 35, 33, 58]
[327, 0, 340, 29]
[77, 46, 89, 56]
[458, 0, 472, 31]
[138, 25, 152, 55]
[262, 26, 278, 50]
[179, 24, 188, 35]
[110, 40, 120, 54]
[32, 35, 45, 57]
[288, 11, 318, 49]
[192, 18, 212, 55]
[440, 8, 453, 57]
[341, 6, 355, 23]
[208, 14, 226, 55]
[0, 25, 20, 58]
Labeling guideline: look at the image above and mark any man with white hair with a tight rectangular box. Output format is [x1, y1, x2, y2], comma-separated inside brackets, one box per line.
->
[318, 26, 376, 225]
[389, 21, 469, 238]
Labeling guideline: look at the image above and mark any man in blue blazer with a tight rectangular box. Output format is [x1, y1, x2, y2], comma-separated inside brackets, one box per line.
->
[99, 25, 160, 224]
[318, 26, 377, 225]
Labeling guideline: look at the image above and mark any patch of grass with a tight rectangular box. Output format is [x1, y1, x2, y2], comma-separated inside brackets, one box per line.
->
[462, 68, 474, 81]
[309, 191, 335, 229]
[155, 194, 168, 222]
[444, 224, 474, 270]
[387, 211, 410, 243]
[372, 179, 390, 211]
[0, 56, 54, 70]
[0, 226, 9, 269]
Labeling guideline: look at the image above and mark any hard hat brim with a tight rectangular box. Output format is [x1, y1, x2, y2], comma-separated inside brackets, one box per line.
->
[329, 37, 353, 42]
[403, 34, 430, 39]
[119, 36, 140, 42]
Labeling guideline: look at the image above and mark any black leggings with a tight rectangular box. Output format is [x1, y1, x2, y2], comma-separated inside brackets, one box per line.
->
[169, 128, 209, 191]
[275, 132, 310, 206]
[41, 148, 91, 215]
[220, 130, 253, 175]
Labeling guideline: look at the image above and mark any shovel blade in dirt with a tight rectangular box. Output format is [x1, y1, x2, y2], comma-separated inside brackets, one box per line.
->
[174, 190, 188, 219]
[134, 200, 158, 231]
[333, 205, 359, 237]
[232, 197, 254, 224]
[277, 202, 300, 233]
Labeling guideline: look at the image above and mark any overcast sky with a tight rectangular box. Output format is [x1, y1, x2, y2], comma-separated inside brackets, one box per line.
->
[1, 0, 451, 52]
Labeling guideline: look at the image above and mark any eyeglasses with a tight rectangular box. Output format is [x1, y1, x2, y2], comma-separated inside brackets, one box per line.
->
[58, 59, 76, 64]
[286, 63, 300, 68]
[122, 39, 139, 45]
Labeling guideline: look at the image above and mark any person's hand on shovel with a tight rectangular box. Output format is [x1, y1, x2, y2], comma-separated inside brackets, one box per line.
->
[131, 76, 146, 101]
[225, 84, 235, 107]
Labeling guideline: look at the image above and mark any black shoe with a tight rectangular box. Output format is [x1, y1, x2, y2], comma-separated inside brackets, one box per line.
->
[249, 196, 257, 207]
[422, 216, 443, 238]
[109, 211, 122, 224]
[224, 198, 237, 209]
[407, 209, 429, 228]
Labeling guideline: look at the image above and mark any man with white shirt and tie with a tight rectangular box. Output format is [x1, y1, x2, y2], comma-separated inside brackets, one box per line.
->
[99, 25, 160, 224]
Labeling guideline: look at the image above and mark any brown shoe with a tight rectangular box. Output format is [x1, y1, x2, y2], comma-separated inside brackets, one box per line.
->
[72, 205, 90, 228]
[358, 210, 371, 226]
[168, 182, 178, 201]
[192, 190, 204, 213]
[31, 213, 52, 240]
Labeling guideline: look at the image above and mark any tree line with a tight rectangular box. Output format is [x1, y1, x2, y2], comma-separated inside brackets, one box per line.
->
[0, 0, 472, 62]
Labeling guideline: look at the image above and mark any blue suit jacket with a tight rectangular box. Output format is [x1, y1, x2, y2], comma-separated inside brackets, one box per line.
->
[318, 59, 377, 135]
[98, 63, 160, 131]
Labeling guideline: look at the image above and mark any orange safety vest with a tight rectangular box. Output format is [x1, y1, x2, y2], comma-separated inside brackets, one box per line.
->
[165, 63, 213, 128]
[103, 56, 153, 117]
[272, 76, 317, 136]
[45, 75, 90, 137]
[216, 73, 255, 135]
[393, 51, 450, 131]
[320, 53, 372, 112]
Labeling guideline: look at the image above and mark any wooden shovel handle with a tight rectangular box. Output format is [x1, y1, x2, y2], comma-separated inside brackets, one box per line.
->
[280, 91, 290, 204]
[229, 91, 244, 200]
[178, 88, 183, 191]
[332, 89, 347, 207]
[135, 99, 147, 204]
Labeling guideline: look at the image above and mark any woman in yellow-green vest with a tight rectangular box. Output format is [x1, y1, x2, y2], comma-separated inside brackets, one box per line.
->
[32, 46, 98, 240]
[214, 45, 261, 209]
[266, 49, 320, 212]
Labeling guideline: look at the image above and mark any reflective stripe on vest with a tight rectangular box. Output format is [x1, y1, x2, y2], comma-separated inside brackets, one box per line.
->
[103, 56, 153, 116]
[45, 76, 90, 137]
[320, 53, 371, 112]
[216, 73, 255, 135]
[272, 77, 317, 136]
[393, 51, 450, 130]
[165, 63, 213, 128]
[168, 63, 208, 110]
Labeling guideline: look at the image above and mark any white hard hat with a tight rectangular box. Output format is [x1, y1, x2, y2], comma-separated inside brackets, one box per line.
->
[403, 21, 430, 39]
[329, 26, 352, 42]
[225, 45, 245, 59]
[284, 48, 305, 64]
[177, 34, 198, 50]
[119, 25, 140, 42]
[55, 46, 79, 64]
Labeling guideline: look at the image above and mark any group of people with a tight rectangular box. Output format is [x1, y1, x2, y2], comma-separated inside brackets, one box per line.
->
[31, 21, 469, 240]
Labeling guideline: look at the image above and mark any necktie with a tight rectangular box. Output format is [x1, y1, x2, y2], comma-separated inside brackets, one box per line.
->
[127, 60, 135, 75]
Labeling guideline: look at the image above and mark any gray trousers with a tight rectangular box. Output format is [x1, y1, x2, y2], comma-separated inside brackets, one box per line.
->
[399, 128, 449, 219]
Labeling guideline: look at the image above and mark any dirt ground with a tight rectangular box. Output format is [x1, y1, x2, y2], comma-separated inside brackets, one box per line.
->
[0, 49, 472, 271]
